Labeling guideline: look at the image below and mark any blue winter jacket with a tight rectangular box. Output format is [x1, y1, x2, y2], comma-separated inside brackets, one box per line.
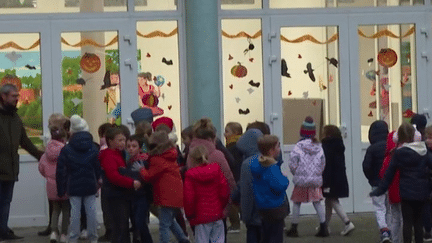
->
[250, 155, 289, 209]
[56, 131, 101, 197]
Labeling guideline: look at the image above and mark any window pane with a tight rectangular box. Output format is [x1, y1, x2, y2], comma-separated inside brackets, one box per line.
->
[221, 19, 264, 134]
[221, 0, 262, 10]
[136, 21, 182, 135]
[270, 0, 423, 9]
[0, 33, 43, 152]
[280, 26, 340, 144]
[61, 31, 120, 137]
[135, 0, 177, 11]
[358, 24, 417, 142]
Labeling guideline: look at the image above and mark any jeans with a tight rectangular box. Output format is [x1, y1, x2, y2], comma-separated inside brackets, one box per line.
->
[69, 195, 98, 242]
[0, 181, 14, 236]
[159, 207, 187, 243]
[246, 224, 262, 243]
[261, 218, 284, 243]
[195, 220, 225, 243]
[132, 195, 153, 243]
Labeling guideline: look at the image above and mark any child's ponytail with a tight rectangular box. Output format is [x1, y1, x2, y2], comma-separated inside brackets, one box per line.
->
[189, 145, 209, 167]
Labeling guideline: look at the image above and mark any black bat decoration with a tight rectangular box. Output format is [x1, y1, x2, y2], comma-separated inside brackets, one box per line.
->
[238, 108, 250, 115]
[76, 78, 86, 86]
[100, 71, 117, 90]
[367, 58, 374, 63]
[248, 80, 260, 88]
[25, 64, 36, 70]
[281, 59, 291, 78]
[304, 62, 316, 82]
[325, 57, 338, 68]
[162, 57, 173, 65]
[244, 37, 255, 55]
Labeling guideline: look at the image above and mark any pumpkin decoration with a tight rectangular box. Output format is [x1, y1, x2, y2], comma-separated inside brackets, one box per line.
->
[231, 62, 248, 78]
[80, 53, 101, 73]
[1, 74, 22, 90]
[377, 48, 397, 68]
[142, 93, 159, 108]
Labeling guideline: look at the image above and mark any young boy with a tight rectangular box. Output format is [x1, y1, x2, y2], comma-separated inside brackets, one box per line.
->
[250, 135, 289, 243]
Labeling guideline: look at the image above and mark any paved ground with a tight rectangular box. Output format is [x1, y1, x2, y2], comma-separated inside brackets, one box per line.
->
[4, 212, 381, 243]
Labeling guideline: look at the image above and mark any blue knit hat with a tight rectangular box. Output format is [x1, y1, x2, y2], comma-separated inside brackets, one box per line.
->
[131, 108, 153, 125]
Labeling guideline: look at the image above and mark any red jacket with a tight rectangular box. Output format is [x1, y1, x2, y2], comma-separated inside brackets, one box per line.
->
[99, 149, 134, 189]
[379, 131, 401, 204]
[184, 163, 229, 226]
[140, 147, 183, 208]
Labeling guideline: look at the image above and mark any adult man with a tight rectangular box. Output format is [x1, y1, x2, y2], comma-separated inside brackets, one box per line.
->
[0, 84, 44, 240]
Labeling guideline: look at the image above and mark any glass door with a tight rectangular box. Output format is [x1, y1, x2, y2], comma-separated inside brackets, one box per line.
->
[349, 13, 428, 212]
[269, 14, 352, 214]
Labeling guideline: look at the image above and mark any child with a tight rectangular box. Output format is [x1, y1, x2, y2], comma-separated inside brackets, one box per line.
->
[184, 145, 230, 243]
[39, 125, 70, 243]
[137, 131, 189, 243]
[250, 135, 289, 243]
[371, 123, 432, 243]
[99, 127, 142, 243]
[286, 116, 328, 237]
[362, 120, 391, 242]
[56, 115, 101, 243]
[119, 134, 153, 243]
[224, 122, 243, 233]
[321, 125, 354, 236]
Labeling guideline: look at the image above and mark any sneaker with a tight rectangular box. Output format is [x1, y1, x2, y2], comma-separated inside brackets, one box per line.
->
[50, 232, 58, 243]
[227, 226, 240, 233]
[79, 229, 88, 240]
[341, 222, 355, 236]
[380, 229, 392, 243]
[59, 234, 67, 243]
[425, 232, 432, 242]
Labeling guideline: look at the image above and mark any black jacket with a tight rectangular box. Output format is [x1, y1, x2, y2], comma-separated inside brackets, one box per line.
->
[322, 137, 349, 198]
[371, 142, 432, 201]
[363, 120, 389, 187]
[56, 131, 101, 197]
[226, 142, 244, 182]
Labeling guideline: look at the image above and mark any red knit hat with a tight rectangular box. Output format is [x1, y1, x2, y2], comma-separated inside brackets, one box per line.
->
[300, 116, 316, 138]
[152, 117, 174, 131]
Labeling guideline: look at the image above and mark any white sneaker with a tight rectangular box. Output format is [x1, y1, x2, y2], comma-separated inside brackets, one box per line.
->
[59, 234, 67, 243]
[341, 222, 355, 236]
[79, 230, 88, 240]
[49, 231, 58, 243]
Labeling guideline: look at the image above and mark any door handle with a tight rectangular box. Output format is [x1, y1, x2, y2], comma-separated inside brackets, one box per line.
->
[340, 122, 348, 138]
[421, 52, 429, 62]
[270, 113, 279, 123]
[124, 58, 132, 70]
[269, 55, 277, 65]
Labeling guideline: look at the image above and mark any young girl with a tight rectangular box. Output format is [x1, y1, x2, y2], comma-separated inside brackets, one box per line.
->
[286, 116, 328, 237]
[371, 123, 432, 243]
[184, 145, 230, 243]
[99, 127, 142, 243]
[321, 125, 354, 236]
[39, 125, 69, 243]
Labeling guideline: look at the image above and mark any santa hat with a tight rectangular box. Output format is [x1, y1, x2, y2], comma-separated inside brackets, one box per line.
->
[152, 117, 178, 143]
[300, 116, 316, 138]
[70, 115, 89, 133]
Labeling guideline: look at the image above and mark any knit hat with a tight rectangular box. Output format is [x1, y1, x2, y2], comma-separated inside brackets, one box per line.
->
[70, 115, 89, 133]
[300, 116, 316, 138]
[131, 108, 153, 125]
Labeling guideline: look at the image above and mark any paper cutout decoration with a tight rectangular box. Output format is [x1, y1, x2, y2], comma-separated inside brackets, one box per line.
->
[5, 51, 21, 63]
[247, 88, 254, 94]
[369, 101, 377, 108]
[229, 84, 233, 89]
[244, 37, 254, 55]
[326, 57, 338, 68]
[298, 54, 302, 59]
[142, 93, 159, 107]
[366, 70, 379, 81]
[303, 91, 309, 99]
[248, 80, 260, 88]
[161, 93, 165, 100]
[288, 91, 292, 96]
[101, 71, 117, 90]
[162, 57, 173, 65]
[249, 58, 254, 62]
[71, 98, 82, 106]
[25, 64, 36, 70]
[168, 105, 172, 110]
[304, 63, 316, 82]
[235, 97, 240, 103]
[367, 58, 373, 64]
[146, 53, 151, 57]
[403, 109, 414, 118]
[312, 100, 317, 106]
[154, 75, 165, 87]
[368, 111, 373, 117]
[378, 48, 397, 68]
[228, 54, 233, 60]
[281, 59, 291, 78]
[80, 53, 101, 73]
[76, 78, 86, 86]
[329, 74, 334, 83]
[239, 108, 250, 115]
[167, 82, 171, 87]
[231, 62, 248, 78]
[319, 77, 327, 91]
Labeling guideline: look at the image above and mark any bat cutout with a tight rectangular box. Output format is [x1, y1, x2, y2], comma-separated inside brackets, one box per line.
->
[25, 64, 36, 70]
[248, 80, 260, 88]
[325, 57, 338, 68]
[76, 78, 86, 86]
[304, 63, 316, 82]
[239, 108, 250, 115]
[100, 71, 117, 90]
[162, 57, 173, 65]
[281, 59, 291, 78]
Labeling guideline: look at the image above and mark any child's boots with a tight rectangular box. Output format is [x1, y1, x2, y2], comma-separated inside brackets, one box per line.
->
[315, 222, 330, 237]
[285, 223, 299, 237]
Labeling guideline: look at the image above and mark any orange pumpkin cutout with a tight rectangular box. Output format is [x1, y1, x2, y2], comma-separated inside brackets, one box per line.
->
[80, 53, 101, 73]
[1, 75, 22, 90]
[377, 48, 397, 68]
[231, 62, 248, 78]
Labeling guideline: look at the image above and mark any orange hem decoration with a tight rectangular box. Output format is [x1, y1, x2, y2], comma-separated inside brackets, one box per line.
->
[358, 26, 415, 39]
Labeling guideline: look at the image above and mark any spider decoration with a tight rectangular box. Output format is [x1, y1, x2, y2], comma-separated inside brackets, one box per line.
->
[244, 37, 255, 55]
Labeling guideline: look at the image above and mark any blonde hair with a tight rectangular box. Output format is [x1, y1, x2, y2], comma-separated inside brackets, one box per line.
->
[225, 122, 243, 135]
[398, 122, 415, 144]
[48, 113, 69, 130]
[189, 145, 209, 166]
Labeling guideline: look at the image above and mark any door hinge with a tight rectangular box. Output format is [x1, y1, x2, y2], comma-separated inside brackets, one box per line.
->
[269, 55, 277, 65]
[268, 32, 277, 41]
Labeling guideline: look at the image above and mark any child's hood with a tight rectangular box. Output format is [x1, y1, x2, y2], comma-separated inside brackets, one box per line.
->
[44, 140, 65, 162]
[368, 120, 389, 144]
[68, 131, 94, 151]
[295, 139, 322, 155]
[236, 129, 263, 157]
[151, 147, 178, 161]
[401, 141, 428, 156]
[189, 138, 216, 155]
[186, 162, 220, 183]
[250, 155, 277, 176]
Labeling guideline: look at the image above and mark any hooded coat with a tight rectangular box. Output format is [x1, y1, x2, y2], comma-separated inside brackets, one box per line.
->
[289, 139, 325, 187]
[56, 131, 101, 197]
[250, 156, 289, 209]
[39, 139, 67, 200]
[236, 129, 263, 226]
[371, 142, 432, 201]
[183, 163, 229, 226]
[363, 120, 389, 187]
[321, 137, 349, 198]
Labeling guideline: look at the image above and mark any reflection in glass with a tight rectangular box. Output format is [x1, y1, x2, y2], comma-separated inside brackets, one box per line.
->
[221, 0, 262, 10]
[221, 19, 264, 131]
[358, 24, 416, 142]
[270, 0, 423, 9]
[0, 33, 43, 150]
[135, 0, 176, 11]
[280, 26, 340, 144]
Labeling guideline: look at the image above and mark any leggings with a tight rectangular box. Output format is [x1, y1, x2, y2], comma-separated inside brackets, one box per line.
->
[401, 200, 426, 243]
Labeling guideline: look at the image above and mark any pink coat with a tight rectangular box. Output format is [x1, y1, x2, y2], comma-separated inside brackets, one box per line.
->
[38, 140, 68, 200]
